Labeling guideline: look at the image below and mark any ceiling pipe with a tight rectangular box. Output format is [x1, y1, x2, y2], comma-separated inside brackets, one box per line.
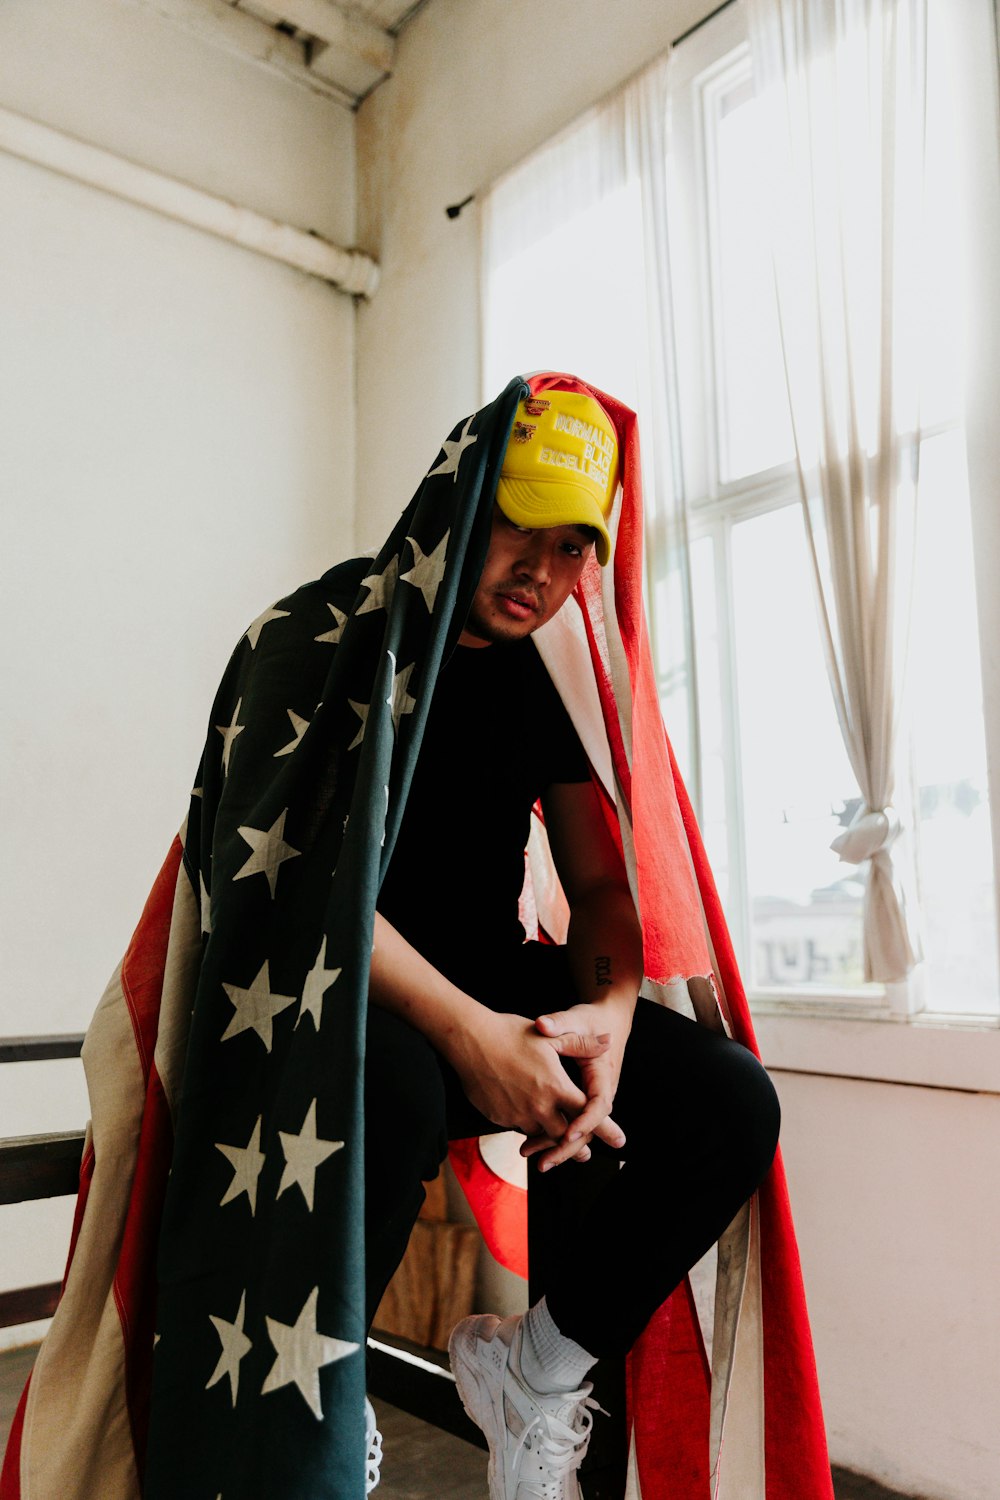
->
[0, 104, 380, 299]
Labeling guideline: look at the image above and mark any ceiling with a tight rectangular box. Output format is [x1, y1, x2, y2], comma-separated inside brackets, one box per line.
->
[145, 0, 432, 109]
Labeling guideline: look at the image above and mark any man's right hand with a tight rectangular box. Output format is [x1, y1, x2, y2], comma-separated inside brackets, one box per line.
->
[369, 912, 612, 1167]
[441, 1009, 611, 1152]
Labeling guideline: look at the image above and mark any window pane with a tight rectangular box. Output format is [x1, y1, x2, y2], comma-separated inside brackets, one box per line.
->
[915, 0, 969, 429]
[906, 430, 999, 1016]
[483, 182, 644, 411]
[689, 533, 731, 912]
[710, 73, 796, 482]
[730, 503, 872, 993]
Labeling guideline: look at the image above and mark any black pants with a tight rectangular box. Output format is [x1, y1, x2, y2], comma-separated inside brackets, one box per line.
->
[364, 941, 780, 1359]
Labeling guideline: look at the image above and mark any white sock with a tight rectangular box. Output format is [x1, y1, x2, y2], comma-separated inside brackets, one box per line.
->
[515, 1297, 597, 1394]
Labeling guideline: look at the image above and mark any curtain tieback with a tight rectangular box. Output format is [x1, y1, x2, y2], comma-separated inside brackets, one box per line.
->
[829, 803, 901, 864]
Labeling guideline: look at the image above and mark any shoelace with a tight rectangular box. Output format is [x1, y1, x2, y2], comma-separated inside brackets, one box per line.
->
[513, 1391, 605, 1495]
[364, 1398, 384, 1494]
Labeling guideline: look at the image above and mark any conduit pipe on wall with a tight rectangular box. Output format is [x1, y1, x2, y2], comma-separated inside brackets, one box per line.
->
[0, 104, 380, 298]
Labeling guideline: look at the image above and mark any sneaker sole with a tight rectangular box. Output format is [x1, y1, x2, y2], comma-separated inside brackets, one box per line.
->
[448, 1316, 510, 1500]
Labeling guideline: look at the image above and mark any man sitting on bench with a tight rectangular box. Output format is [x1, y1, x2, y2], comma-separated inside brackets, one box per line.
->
[365, 386, 780, 1500]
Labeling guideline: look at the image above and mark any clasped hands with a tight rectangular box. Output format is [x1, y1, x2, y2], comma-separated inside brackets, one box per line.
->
[449, 1000, 630, 1174]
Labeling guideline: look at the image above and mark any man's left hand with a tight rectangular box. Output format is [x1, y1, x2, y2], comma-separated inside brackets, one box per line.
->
[522, 999, 633, 1171]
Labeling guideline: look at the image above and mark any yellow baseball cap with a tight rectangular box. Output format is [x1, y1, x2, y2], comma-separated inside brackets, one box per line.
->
[496, 389, 618, 565]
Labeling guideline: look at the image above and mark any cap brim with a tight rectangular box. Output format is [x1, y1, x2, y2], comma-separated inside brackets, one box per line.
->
[496, 476, 612, 566]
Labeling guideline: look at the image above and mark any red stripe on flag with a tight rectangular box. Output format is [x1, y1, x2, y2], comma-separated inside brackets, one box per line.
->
[114, 1064, 174, 1479]
[112, 839, 185, 1480]
[529, 372, 714, 985]
[119, 839, 184, 1078]
[627, 1280, 711, 1500]
[63, 1142, 96, 1285]
[0, 1372, 30, 1499]
[448, 1137, 528, 1281]
[758, 1164, 834, 1498]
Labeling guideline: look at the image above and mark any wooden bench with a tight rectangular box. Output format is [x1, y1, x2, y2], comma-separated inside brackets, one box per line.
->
[0, 1035, 627, 1497]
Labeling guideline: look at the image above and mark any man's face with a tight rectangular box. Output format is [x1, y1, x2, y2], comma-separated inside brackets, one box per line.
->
[459, 504, 597, 648]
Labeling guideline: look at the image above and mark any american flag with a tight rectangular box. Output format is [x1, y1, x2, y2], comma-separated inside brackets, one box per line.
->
[2, 373, 834, 1500]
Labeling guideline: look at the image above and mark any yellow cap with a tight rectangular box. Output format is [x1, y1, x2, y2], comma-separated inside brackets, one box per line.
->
[496, 390, 618, 565]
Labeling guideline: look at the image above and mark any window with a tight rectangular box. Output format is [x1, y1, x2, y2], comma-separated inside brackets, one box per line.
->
[670, 3, 997, 1019]
[481, 0, 999, 1023]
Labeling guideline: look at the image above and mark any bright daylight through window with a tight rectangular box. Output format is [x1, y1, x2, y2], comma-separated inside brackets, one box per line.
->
[481, 0, 998, 1020]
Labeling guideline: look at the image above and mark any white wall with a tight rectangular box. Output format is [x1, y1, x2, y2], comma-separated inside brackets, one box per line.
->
[0, 0, 356, 1326]
[354, 4, 1000, 1497]
[775, 1071, 1000, 1500]
[354, 0, 714, 546]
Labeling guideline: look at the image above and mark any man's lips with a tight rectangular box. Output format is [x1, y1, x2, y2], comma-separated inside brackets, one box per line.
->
[495, 590, 540, 620]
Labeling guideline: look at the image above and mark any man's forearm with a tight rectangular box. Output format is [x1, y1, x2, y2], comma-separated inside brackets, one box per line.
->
[370, 911, 488, 1062]
[370, 911, 613, 1148]
[522, 882, 642, 1164]
[564, 882, 644, 1030]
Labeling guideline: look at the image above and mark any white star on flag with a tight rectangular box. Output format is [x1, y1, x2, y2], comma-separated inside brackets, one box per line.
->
[234, 809, 301, 897]
[206, 1291, 252, 1408]
[221, 963, 296, 1052]
[274, 709, 310, 758]
[215, 698, 245, 776]
[314, 603, 348, 645]
[199, 873, 212, 936]
[385, 651, 417, 732]
[296, 938, 342, 1030]
[356, 554, 399, 616]
[261, 1286, 358, 1420]
[347, 699, 369, 752]
[401, 530, 450, 612]
[427, 416, 477, 482]
[245, 605, 291, 650]
[277, 1099, 343, 1212]
[215, 1115, 267, 1213]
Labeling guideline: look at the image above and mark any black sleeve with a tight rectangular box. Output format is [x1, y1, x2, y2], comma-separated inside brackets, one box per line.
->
[539, 663, 592, 786]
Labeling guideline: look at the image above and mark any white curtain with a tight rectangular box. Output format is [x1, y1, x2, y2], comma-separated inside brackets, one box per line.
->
[480, 54, 703, 810]
[745, 0, 927, 983]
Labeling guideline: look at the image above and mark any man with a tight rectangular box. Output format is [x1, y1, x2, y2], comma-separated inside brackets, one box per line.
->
[363, 388, 780, 1499]
[1, 373, 831, 1500]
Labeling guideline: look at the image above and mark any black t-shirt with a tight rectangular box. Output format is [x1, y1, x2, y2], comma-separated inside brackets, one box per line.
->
[377, 636, 590, 974]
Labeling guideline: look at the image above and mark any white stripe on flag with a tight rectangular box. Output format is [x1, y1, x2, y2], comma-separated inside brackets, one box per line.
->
[153, 847, 202, 1120]
[710, 1194, 766, 1500]
[534, 604, 615, 799]
[624, 1422, 641, 1500]
[21, 964, 144, 1500]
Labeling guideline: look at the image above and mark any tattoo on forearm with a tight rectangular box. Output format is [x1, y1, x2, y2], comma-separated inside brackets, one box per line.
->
[595, 956, 613, 988]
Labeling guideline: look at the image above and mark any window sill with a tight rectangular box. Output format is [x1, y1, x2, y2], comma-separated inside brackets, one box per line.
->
[751, 1005, 1000, 1094]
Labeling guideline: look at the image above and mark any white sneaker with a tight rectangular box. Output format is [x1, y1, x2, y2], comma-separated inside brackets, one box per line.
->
[449, 1313, 600, 1500]
[365, 1396, 383, 1493]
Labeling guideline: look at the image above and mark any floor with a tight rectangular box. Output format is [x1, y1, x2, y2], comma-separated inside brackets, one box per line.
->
[1, 1343, 927, 1500]
[364, 1399, 928, 1500]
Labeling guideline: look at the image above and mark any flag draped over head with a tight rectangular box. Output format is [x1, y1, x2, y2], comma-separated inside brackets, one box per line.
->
[2, 372, 833, 1500]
